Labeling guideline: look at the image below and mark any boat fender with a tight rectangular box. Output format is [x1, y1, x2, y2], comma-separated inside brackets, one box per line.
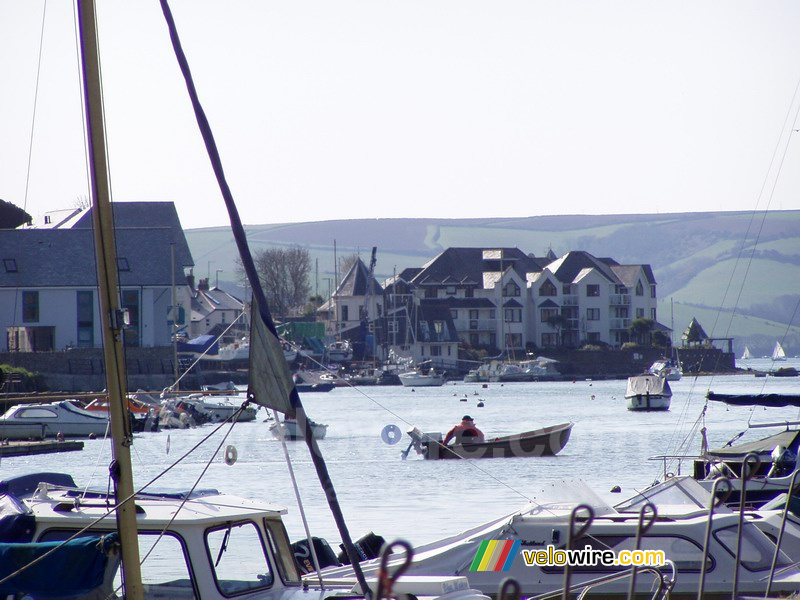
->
[224, 445, 238, 466]
[381, 424, 402, 445]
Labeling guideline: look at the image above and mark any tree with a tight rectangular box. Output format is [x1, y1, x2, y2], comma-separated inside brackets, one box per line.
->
[338, 253, 359, 280]
[545, 313, 569, 346]
[0, 199, 32, 228]
[252, 245, 311, 317]
[629, 318, 655, 345]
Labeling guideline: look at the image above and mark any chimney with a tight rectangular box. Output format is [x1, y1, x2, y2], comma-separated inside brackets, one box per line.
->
[198, 277, 209, 291]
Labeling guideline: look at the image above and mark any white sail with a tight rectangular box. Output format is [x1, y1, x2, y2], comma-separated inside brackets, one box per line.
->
[772, 341, 787, 361]
[741, 346, 752, 360]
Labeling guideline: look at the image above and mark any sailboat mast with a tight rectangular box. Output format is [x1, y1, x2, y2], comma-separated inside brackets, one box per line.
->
[77, 1, 143, 597]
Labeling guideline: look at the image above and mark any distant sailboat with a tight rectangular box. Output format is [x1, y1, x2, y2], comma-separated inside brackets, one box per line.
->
[741, 346, 752, 360]
[772, 341, 787, 361]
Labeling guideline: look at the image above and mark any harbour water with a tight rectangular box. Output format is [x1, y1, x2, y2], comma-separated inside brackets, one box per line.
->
[1, 360, 799, 550]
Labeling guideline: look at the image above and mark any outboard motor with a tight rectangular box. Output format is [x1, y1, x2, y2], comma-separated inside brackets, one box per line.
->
[336, 531, 387, 565]
[291, 537, 340, 574]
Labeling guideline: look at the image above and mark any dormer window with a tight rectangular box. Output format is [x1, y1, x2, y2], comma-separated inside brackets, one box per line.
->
[539, 280, 557, 297]
[117, 257, 130, 272]
[3, 258, 17, 273]
[503, 281, 520, 297]
[635, 281, 644, 296]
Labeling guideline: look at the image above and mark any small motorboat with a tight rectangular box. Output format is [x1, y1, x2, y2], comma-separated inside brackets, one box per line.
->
[398, 369, 444, 387]
[269, 417, 328, 440]
[406, 422, 573, 459]
[625, 373, 672, 411]
[0, 401, 110, 439]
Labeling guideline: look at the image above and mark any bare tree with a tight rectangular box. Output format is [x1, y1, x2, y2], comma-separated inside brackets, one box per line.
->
[252, 245, 311, 317]
[338, 253, 359, 279]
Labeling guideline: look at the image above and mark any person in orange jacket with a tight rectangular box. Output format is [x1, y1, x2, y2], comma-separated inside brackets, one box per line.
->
[443, 415, 485, 445]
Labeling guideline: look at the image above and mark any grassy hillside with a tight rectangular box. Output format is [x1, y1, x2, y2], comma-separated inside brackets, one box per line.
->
[183, 210, 800, 354]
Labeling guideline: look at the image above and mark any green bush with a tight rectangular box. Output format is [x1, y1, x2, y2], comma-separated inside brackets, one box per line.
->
[0, 364, 46, 392]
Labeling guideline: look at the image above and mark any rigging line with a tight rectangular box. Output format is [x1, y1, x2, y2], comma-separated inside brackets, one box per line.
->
[271, 407, 325, 588]
[702, 74, 800, 390]
[292, 352, 537, 503]
[167, 311, 245, 390]
[0, 405, 246, 590]
[22, 0, 48, 217]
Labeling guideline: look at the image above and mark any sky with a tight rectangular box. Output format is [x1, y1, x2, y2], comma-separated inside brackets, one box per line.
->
[2, 1, 800, 231]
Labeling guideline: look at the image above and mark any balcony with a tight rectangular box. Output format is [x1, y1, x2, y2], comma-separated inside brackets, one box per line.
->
[610, 318, 631, 330]
[464, 319, 497, 331]
[609, 294, 631, 306]
[562, 295, 578, 306]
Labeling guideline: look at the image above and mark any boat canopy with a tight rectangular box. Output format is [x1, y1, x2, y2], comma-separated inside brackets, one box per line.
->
[707, 429, 800, 459]
[625, 374, 671, 397]
[706, 392, 800, 408]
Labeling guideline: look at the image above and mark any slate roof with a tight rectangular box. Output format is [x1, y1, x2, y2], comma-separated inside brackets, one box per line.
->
[335, 258, 384, 297]
[71, 202, 193, 268]
[416, 302, 460, 343]
[546, 251, 622, 284]
[610, 264, 657, 286]
[410, 247, 545, 287]
[192, 287, 244, 320]
[0, 227, 191, 288]
[422, 298, 496, 309]
[538, 299, 560, 308]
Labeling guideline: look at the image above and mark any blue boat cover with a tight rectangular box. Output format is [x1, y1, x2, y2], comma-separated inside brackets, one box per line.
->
[0, 494, 35, 543]
[177, 334, 219, 355]
[0, 533, 119, 596]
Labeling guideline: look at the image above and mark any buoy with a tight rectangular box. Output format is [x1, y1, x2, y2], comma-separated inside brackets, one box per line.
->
[477, 401, 485, 408]
[224, 445, 238, 466]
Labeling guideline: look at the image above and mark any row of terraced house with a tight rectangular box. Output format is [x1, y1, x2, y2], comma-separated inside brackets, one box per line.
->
[318, 247, 662, 367]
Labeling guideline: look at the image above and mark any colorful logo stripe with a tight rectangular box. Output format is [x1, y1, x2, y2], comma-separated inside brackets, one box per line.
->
[469, 540, 521, 571]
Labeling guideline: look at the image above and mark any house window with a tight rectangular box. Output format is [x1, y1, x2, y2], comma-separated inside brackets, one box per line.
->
[507, 333, 522, 348]
[22, 291, 39, 322]
[562, 284, 573, 295]
[615, 307, 629, 318]
[489, 309, 496, 319]
[541, 333, 557, 346]
[77, 291, 94, 348]
[636, 308, 645, 318]
[651, 285, 657, 298]
[3, 258, 17, 273]
[503, 281, 521, 297]
[425, 288, 438, 298]
[651, 308, 657, 320]
[465, 287, 474, 298]
[615, 285, 628, 294]
[450, 309, 458, 320]
[388, 321, 398, 334]
[540, 307, 559, 322]
[505, 308, 522, 323]
[586, 285, 600, 297]
[433, 321, 444, 335]
[539, 280, 557, 296]
[446, 286, 456, 295]
[431, 346, 441, 356]
[117, 257, 130, 272]
[469, 310, 479, 320]
[341, 306, 349, 322]
[121, 289, 140, 347]
[586, 308, 600, 321]
[636, 281, 644, 296]
[221, 312, 226, 324]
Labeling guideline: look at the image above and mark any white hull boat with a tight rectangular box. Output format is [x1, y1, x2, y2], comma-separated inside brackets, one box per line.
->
[323, 476, 800, 598]
[269, 418, 328, 440]
[398, 370, 444, 387]
[625, 374, 672, 411]
[0, 401, 109, 439]
[0, 472, 488, 600]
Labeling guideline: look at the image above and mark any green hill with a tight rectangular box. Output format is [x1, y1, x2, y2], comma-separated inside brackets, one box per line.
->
[184, 210, 800, 356]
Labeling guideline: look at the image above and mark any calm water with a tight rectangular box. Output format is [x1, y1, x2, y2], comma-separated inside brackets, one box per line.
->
[2, 362, 800, 548]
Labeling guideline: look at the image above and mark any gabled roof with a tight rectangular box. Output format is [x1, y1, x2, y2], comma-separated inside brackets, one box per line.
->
[192, 287, 244, 320]
[71, 202, 193, 268]
[503, 298, 524, 308]
[546, 251, 621, 285]
[682, 317, 709, 342]
[0, 228, 191, 288]
[610, 264, 657, 287]
[410, 247, 544, 288]
[335, 258, 384, 297]
[538, 299, 560, 308]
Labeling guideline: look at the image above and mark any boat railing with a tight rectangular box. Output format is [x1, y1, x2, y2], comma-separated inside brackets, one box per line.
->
[528, 561, 676, 600]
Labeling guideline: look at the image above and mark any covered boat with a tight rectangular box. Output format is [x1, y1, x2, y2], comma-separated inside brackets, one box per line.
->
[406, 422, 573, 459]
[625, 374, 672, 411]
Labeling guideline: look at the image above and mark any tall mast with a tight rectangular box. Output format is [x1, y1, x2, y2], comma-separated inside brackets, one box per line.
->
[77, 1, 144, 597]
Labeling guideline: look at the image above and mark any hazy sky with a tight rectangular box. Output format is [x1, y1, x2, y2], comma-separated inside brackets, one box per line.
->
[2, 1, 800, 231]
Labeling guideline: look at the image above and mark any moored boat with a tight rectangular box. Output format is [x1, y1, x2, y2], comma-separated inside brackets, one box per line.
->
[398, 369, 444, 387]
[269, 417, 328, 440]
[625, 374, 672, 411]
[406, 421, 573, 459]
[0, 401, 110, 439]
